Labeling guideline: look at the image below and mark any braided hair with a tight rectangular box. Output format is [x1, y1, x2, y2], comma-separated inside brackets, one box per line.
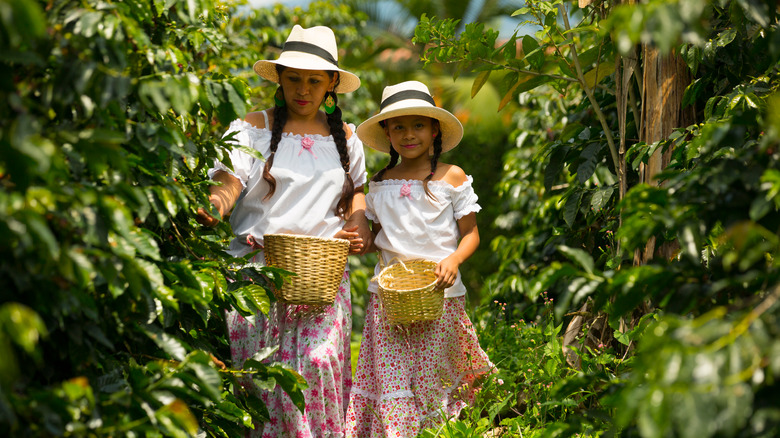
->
[324, 88, 355, 219]
[371, 120, 400, 183]
[261, 65, 355, 219]
[422, 123, 443, 199]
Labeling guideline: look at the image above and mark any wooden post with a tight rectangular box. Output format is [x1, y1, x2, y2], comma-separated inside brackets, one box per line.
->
[635, 45, 694, 264]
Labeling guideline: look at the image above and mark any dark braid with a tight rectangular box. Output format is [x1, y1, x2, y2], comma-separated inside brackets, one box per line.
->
[261, 67, 289, 200]
[372, 123, 400, 182]
[325, 87, 355, 219]
[423, 120, 443, 199]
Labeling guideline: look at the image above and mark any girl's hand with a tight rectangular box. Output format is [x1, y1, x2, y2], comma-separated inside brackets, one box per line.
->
[343, 210, 373, 255]
[197, 170, 242, 227]
[334, 225, 364, 255]
[434, 255, 460, 290]
[196, 196, 224, 227]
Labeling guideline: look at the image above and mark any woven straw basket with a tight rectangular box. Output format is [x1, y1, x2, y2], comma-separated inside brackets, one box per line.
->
[377, 259, 443, 325]
[263, 233, 350, 306]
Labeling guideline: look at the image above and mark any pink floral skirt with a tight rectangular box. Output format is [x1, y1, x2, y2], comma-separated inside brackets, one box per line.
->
[345, 293, 494, 438]
[227, 272, 352, 438]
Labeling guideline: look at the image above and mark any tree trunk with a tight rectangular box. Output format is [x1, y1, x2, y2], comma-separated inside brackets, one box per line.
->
[634, 45, 694, 265]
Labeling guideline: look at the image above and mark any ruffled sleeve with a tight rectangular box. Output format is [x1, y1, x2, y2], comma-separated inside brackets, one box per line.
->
[346, 123, 368, 188]
[207, 119, 272, 187]
[365, 184, 378, 222]
[452, 175, 481, 220]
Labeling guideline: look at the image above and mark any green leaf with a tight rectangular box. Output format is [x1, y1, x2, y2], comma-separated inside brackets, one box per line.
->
[544, 146, 567, 191]
[157, 399, 199, 436]
[558, 59, 577, 78]
[264, 364, 308, 413]
[215, 399, 254, 427]
[511, 7, 530, 16]
[515, 74, 554, 95]
[560, 123, 585, 143]
[521, 35, 545, 71]
[238, 284, 271, 315]
[583, 61, 615, 90]
[127, 229, 162, 261]
[250, 346, 279, 363]
[185, 357, 222, 401]
[0, 303, 47, 354]
[590, 186, 615, 211]
[144, 325, 188, 361]
[23, 212, 59, 260]
[558, 245, 594, 275]
[471, 70, 491, 98]
[576, 142, 603, 183]
[563, 189, 582, 228]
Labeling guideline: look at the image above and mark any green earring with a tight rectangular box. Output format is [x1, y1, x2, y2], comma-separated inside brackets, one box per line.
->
[274, 87, 285, 107]
[323, 92, 336, 114]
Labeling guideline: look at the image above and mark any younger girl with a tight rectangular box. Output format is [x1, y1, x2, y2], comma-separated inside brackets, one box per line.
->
[346, 81, 494, 437]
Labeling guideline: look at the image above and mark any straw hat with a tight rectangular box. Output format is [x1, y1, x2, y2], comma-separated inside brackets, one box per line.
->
[253, 25, 361, 93]
[356, 81, 463, 153]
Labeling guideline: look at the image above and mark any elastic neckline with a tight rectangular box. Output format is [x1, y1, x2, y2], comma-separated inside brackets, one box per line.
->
[370, 176, 473, 191]
[232, 119, 334, 142]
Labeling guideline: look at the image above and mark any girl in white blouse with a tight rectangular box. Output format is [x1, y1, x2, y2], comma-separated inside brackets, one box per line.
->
[345, 81, 494, 437]
[197, 26, 370, 438]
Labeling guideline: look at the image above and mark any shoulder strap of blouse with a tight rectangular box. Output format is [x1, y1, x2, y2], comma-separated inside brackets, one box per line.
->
[261, 110, 269, 128]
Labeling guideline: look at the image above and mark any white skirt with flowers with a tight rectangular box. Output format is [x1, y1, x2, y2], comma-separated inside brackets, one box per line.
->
[345, 293, 494, 438]
[227, 271, 353, 438]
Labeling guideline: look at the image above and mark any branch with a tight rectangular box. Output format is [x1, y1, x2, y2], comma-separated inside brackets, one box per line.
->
[557, 3, 620, 172]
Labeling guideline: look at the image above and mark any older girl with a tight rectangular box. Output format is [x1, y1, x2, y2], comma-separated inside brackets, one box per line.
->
[198, 25, 369, 438]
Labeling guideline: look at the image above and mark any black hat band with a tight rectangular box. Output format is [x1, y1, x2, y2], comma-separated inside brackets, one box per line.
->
[380, 90, 436, 110]
[282, 41, 339, 67]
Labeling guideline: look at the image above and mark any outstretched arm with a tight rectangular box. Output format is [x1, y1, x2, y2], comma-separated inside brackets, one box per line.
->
[196, 170, 243, 227]
[435, 212, 479, 290]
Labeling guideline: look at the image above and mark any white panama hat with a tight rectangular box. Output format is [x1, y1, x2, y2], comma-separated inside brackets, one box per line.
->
[253, 25, 361, 93]
[356, 81, 464, 153]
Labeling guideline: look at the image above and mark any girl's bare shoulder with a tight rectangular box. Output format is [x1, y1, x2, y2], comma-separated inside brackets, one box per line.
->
[244, 109, 274, 129]
[437, 163, 469, 188]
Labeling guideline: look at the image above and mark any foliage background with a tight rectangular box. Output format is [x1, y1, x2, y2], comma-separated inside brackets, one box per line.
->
[3, 0, 780, 437]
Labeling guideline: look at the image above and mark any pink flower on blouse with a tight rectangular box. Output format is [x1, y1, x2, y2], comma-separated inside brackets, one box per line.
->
[400, 183, 412, 198]
[299, 136, 317, 158]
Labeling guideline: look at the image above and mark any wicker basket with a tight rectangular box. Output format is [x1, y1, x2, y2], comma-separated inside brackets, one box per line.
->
[263, 233, 350, 305]
[377, 259, 443, 325]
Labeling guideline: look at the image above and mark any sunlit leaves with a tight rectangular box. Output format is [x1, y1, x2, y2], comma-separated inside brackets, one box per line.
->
[0, 0, 326, 435]
[0, 0, 45, 52]
[608, 305, 780, 438]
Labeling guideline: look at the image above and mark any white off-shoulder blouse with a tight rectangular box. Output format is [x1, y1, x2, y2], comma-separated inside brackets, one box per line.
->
[208, 112, 367, 258]
[366, 176, 481, 297]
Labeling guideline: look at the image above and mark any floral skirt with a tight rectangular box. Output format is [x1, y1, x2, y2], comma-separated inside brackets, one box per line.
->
[345, 293, 494, 438]
[227, 271, 353, 438]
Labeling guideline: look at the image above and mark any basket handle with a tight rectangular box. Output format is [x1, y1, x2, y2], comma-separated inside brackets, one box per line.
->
[376, 250, 415, 273]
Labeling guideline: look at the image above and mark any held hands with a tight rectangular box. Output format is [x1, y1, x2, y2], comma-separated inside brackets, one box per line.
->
[336, 211, 373, 255]
[434, 255, 461, 290]
[334, 225, 364, 255]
